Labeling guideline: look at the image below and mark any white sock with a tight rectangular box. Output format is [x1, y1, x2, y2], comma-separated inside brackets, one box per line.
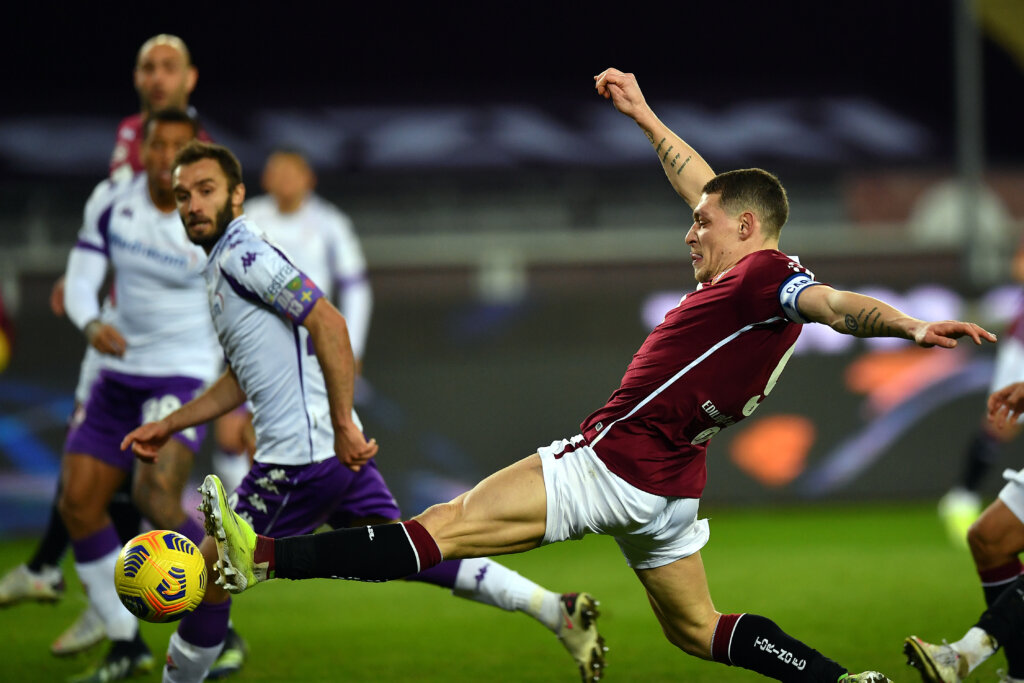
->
[212, 450, 249, 494]
[453, 557, 561, 633]
[164, 631, 222, 683]
[951, 626, 999, 673]
[75, 550, 137, 641]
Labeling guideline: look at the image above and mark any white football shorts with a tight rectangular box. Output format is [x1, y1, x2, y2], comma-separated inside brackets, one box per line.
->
[990, 335, 1024, 395]
[998, 468, 1024, 524]
[538, 435, 709, 570]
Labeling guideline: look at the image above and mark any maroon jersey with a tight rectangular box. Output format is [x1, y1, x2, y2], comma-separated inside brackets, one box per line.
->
[110, 111, 212, 179]
[580, 249, 820, 498]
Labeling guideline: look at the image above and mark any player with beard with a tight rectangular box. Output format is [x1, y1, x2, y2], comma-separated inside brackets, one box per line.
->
[60, 110, 222, 683]
[120, 141, 607, 682]
[181, 71, 997, 683]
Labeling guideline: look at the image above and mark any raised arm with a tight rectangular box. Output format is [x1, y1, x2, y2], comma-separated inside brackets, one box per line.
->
[595, 67, 716, 208]
[796, 284, 996, 348]
[121, 366, 248, 461]
[303, 297, 378, 471]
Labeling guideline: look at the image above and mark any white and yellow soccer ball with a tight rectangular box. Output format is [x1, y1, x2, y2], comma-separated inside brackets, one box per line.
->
[114, 529, 207, 623]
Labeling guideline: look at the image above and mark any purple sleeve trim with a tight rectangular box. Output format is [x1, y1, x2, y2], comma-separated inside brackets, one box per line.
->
[334, 273, 368, 289]
[273, 274, 324, 324]
[74, 240, 107, 256]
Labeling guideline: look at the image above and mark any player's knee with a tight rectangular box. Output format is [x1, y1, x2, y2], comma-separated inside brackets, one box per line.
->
[57, 491, 89, 531]
[967, 517, 1007, 564]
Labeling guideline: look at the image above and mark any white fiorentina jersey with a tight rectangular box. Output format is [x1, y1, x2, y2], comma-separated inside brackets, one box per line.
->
[66, 174, 220, 382]
[204, 216, 360, 466]
[244, 194, 372, 359]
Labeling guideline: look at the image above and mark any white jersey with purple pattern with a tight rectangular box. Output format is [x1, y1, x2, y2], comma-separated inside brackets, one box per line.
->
[204, 216, 360, 466]
[245, 194, 372, 360]
[64, 173, 220, 382]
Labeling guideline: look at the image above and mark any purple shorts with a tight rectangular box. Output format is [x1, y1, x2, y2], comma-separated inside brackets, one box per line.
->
[65, 369, 208, 470]
[231, 458, 401, 537]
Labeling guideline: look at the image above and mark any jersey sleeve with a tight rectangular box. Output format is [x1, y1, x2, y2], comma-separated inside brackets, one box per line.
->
[222, 236, 325, 324]
[323, 205, 372, 359]
[742, 251, 825, 325]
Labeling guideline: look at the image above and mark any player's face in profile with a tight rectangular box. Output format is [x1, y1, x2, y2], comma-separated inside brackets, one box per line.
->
[174, 158, 240, 249]
[135, 44, 195, 112]
[262, 154, 313, 210]
[142, 122, 195, 193]
[686, 192, 739, 283]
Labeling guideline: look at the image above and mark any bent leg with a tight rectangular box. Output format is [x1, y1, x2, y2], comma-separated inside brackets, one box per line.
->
[968, 499, 1024, 571]
[636, 552, 849, 681]
[133, 439, 204, 544]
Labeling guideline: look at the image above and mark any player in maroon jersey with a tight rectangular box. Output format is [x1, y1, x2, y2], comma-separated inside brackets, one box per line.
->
[183, 69, 995, 683]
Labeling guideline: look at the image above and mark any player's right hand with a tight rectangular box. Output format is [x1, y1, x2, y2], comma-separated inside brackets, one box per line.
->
[121, 421, 172, 462]
[86, 321, 128, 356]
[594, 68, 651, 122]
[988, 381, 1024, 429]
[334, 422, 378, 472]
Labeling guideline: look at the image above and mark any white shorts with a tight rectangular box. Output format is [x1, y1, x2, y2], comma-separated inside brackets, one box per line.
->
[538, 435, 710, 570]
[991, 335, 1024, 394]
[998, 468, 1024, 524]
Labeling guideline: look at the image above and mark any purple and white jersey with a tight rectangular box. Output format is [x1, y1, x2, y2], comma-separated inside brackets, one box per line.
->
[64, 173, 219, 382]
[245, 194, 372, 361]
[204, 216, 359, 466]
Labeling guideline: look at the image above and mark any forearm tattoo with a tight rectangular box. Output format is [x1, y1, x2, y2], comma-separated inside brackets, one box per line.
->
[651, 136, 691, 175]
[845, 307, 892, 337]
[674, 154, 692, 175]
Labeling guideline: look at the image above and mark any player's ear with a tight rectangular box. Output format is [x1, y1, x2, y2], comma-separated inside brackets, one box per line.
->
[186, 66, 198, 95]
[232, 182, 246, 211]
[738, 211, 757, 240]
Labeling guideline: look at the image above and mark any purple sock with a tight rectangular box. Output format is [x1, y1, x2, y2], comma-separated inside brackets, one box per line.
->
[406, 559, 462, 589]
[178, 599, 231, 648]
[71, 525, 120, 562]
[176, 516, 205, 546]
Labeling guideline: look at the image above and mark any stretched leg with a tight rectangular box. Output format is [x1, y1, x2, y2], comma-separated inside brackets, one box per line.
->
[637, 552, 871, 682]
[132, 439, 204, 544]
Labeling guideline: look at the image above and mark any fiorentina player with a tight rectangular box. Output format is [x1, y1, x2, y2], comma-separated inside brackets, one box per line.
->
[0, 34, 211, 658]
[187, 69, 995, 683]
[61, 110, 221, 682]
[120, 141, 606, 682]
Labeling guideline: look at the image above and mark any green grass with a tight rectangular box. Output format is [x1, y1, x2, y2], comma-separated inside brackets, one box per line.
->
[0, 502, 1005, 681]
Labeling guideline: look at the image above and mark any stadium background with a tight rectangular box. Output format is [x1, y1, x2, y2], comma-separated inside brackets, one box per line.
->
[1, 2, 1024, 679]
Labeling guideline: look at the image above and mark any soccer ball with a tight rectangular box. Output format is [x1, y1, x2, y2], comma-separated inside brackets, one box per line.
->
[114, 529, 207, 623]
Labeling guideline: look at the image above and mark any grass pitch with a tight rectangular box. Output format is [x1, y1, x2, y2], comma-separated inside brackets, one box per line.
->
[0, 501, 1002, 681]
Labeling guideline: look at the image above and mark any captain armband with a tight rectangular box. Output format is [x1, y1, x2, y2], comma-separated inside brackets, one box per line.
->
[778, 273, 822, 324]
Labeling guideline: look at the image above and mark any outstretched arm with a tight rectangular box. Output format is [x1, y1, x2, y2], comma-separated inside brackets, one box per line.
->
[594, 67, 716, 208]
[121, 367, 247, 461]
[796, 284, 996, 348]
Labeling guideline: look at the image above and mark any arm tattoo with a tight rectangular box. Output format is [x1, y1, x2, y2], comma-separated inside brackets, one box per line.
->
[674, 154, 692, 175]
[662, 145, 674, 162]
[645, 131, 655, 144]
[655, 137, 666, 155]
[848, 306, 894, 337]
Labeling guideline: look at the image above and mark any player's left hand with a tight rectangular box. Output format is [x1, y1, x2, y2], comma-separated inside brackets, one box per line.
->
[334, 422, 378, 472]
[121, 421, 173, 462]
[912, 320, 996, 348]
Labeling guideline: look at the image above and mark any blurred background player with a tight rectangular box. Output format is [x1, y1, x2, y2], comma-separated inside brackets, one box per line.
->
[0, 32, 208, 659]
[60, 110, 222, 683]
[211, 147, 374, 493]
[122, 141, 605, 683]
[938, 242, 1024, 545]
[906, 378, 1024, 683]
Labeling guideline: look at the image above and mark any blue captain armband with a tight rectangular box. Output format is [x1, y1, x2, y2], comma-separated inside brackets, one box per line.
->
[271, 274, 324, 324]
[778, 273, 822, 324]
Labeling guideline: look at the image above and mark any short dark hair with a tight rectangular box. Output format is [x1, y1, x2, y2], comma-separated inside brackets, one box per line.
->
[173, 141, 243, 193]
[702, 168, 789, 237]
[142, 108, 198, 141]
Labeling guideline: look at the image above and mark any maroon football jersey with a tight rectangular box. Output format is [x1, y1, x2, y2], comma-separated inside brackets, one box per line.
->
[580, 249, 820, 498]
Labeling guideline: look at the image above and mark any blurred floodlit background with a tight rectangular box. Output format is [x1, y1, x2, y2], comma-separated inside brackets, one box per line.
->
[1, 0, 1023, 531]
